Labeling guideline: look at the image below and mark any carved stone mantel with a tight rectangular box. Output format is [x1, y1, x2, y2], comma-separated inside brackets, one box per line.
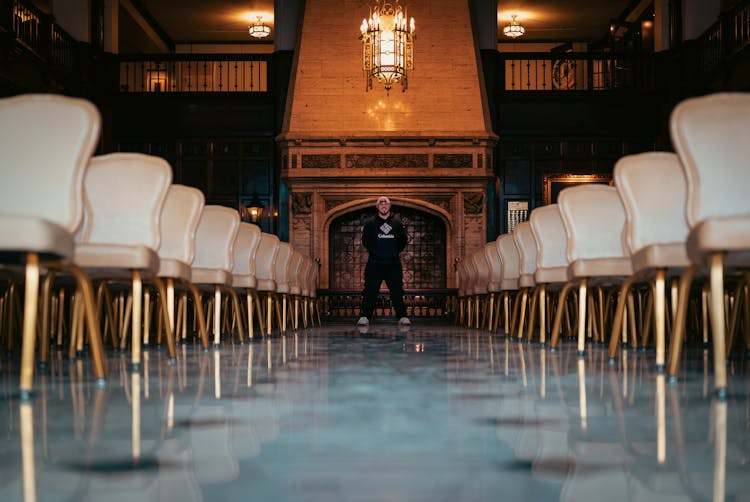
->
[280, 136, 495, 289]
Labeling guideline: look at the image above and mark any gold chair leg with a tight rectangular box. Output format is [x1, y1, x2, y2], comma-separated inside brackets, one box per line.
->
[526, 288, 538, 341]
[212, 285, 221, 345]
[225, 287, 246, 344]
[131, 270, 143, 370]
[19, 253, 40, 399]
[66, 263, 107, 383]
[655, 269, 667, 371]
[667, 266, 697, 379]
[577, 279, 588, 355]
[185, 283, 209, 349]
[152, 277, 176, 360]
[709, 252, 728, 397]
[538, 285, 547, 344]
[551, 282, 574, 348]
[38, 272, 55, 369]
[608, 275, 639, 359]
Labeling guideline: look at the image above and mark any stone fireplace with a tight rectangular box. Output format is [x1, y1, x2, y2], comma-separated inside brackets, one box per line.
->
[278, 0, 496, 289]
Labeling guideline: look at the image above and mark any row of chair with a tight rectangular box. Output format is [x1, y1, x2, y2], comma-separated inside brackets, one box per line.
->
[0, 93, 320, 399]
[457, 92, 750, 397]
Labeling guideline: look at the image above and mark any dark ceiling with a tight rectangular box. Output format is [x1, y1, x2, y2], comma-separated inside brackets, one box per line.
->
[119, 0, 648, 51]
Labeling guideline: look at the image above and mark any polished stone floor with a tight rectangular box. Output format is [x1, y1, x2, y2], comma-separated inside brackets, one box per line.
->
[0, 323, 748, 501]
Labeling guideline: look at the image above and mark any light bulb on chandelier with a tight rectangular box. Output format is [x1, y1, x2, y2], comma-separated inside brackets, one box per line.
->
[248, 16, 270, 38]
[503, 15, 525, 38]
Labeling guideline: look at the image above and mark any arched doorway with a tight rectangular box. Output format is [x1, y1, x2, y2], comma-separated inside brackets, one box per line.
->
[328, 205, 447, 290]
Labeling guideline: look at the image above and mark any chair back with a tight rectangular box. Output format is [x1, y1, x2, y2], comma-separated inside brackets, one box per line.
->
[471, 248, 490, 295]
[255, 233, 280, 291]
[274, 242, 293, 293]
[558, 184, 627, 262]
[485, 241, 503, 291]
[288, 250, 305, 295]
[158, 185, 205, 265]
[79, 153, 172, 249]
[0, 94, 100, 235]
[530, 204, 568, 270]
[670, 93, 750, 226]
[232, 222, 262, 287]
[299, 257, 313, 297]
[513, 221, 537, 287]
[614, 152, 688, 253]
[496, 234, 520, 287]
[193, 206, 240, 272]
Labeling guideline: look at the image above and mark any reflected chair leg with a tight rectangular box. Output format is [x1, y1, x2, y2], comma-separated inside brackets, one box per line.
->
[185, 283, 209, 349]
[19, 253, 40, 399]
[152, 277, 176, 360]
[709, 253, 728, 397]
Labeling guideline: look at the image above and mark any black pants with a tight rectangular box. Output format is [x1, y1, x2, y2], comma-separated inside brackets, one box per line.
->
[360, 260, 406, 319]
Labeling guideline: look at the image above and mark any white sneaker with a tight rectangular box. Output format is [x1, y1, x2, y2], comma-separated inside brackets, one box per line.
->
[398, 317, 411, 326]
[357, 317, 369, 326]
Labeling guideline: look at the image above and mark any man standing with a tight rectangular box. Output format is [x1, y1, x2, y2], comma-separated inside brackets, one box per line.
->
[357, 196, 410, 327]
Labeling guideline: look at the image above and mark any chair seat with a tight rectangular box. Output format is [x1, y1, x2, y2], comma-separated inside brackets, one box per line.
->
[631, 242, 690, 273]
[519, 274, 535, 288]
[687, 216, 750, 265]
[191, 268, 232, 286]
[567, 257, 633, 280]
[290, 285, 301, 295]
[158, 258, 191, 281]
[0, 215, 74, 258]
[232, 274, 257, 289]
[535, 266, 568, 284]
[256, 278, 276, 292]
[276, 283, 290, 294]
[75, 243, 159, 275]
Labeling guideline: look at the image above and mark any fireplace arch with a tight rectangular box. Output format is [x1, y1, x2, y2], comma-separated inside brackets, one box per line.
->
[326, 199, 450, 291]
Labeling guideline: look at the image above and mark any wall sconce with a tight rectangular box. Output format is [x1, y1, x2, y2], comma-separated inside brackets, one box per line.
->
[240, 195, 265, 224]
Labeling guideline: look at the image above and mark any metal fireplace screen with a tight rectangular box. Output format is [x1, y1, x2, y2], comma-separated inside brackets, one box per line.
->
[329, 205, 446, 290]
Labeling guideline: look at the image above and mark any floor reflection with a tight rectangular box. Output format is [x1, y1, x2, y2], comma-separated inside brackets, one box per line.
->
[0, 325, 748, 501]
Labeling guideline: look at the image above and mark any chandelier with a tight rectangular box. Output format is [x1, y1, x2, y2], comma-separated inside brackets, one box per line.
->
[503, 15, 525, 38]
[248, 16, 270, 38]
[359, 1, 415, 92]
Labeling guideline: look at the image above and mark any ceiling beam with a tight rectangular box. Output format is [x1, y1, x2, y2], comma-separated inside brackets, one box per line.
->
[120, 0, 174, 52]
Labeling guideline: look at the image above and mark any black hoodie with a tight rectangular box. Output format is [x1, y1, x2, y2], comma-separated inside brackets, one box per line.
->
[362, 213, 407, 263]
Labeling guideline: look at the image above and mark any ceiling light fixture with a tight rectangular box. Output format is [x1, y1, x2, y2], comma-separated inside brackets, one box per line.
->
[248, 16, 270, 38]
[359, 0, 415, 93]
[503, 15, 525, 38]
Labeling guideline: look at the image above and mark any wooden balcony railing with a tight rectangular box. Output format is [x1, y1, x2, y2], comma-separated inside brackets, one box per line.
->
[696, 0, 750, 74]
[118, 55, 270, 93]
[499, 52, 655, 91]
